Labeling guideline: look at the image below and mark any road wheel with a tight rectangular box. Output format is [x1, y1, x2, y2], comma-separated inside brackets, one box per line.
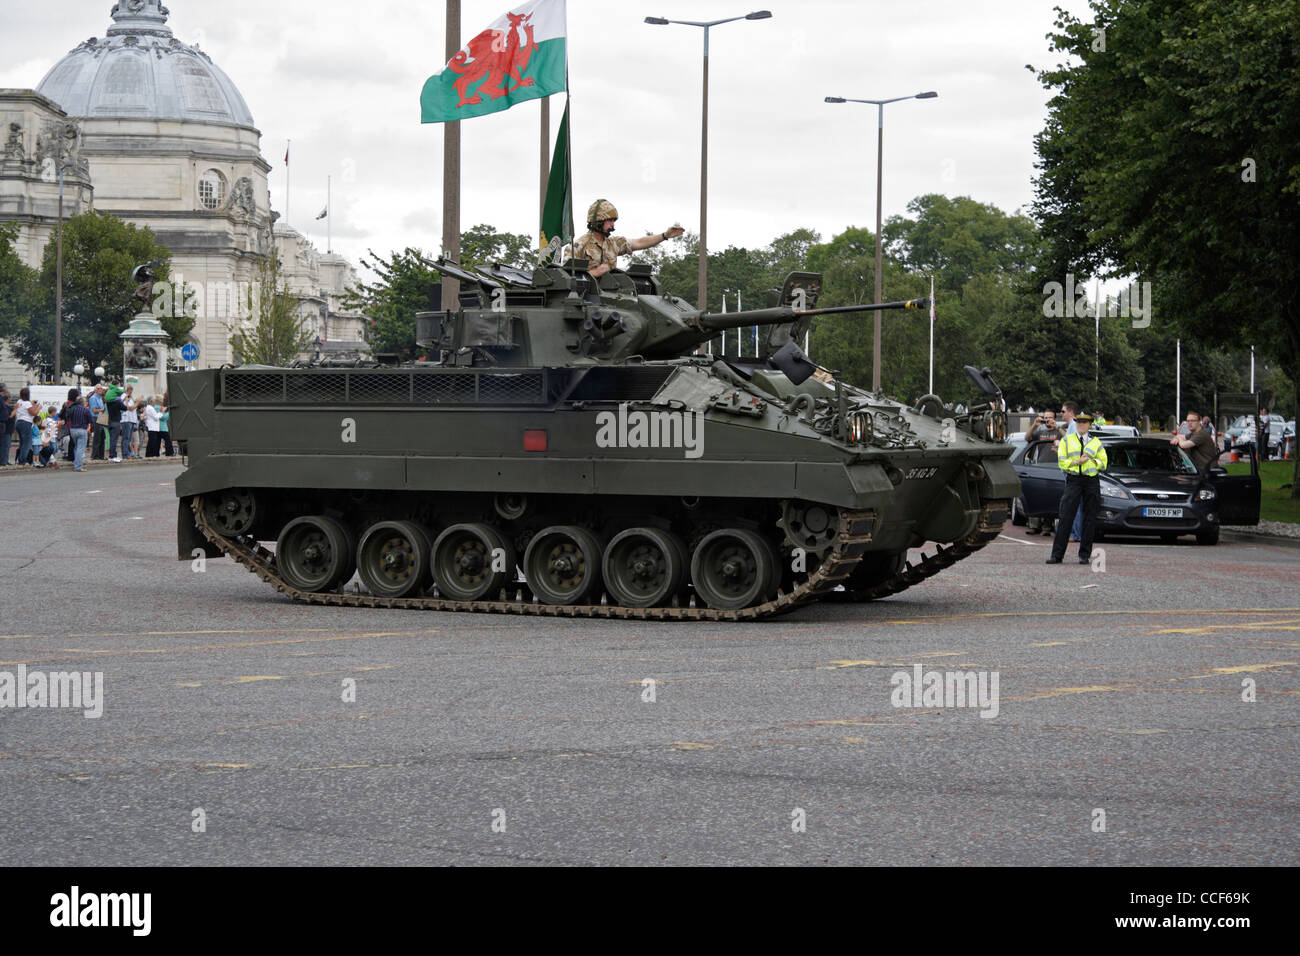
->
[523, 525, 604, 605]
[1195, 526, 1220, 546]
[357, 520, 432, 598]
[603, 527, 687, 608]
[432, 523, 516, 601]
[690, 528, 778, 610]
[205, 488, 257, 536]
[276, 515, 352, 593]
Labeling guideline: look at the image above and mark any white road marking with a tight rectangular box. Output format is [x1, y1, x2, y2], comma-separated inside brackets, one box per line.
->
[998, 534, 1047, 547]
[86, 489, 102, 495]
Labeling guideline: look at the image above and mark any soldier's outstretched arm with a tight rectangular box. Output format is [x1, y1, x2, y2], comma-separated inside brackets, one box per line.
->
[627, 225, 685, 252]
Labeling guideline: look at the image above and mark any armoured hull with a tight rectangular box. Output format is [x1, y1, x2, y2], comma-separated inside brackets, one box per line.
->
[173, 356, 1018, 617]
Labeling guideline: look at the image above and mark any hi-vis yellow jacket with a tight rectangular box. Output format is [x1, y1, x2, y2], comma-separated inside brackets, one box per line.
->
[1057, 431, 1108, 477]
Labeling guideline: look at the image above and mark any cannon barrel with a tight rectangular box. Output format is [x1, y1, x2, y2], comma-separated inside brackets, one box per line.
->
[696, 297, 928, 332]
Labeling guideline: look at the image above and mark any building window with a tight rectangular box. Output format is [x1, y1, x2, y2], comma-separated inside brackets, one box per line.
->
[198, 168, 226, 209]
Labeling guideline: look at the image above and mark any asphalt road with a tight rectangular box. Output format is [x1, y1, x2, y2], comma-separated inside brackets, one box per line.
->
[1, 461, 1296, 866]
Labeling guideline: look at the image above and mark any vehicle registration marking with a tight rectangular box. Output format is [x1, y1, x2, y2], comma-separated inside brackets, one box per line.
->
[1143, 506, 1184, 518]
[906, 467, 939, 480]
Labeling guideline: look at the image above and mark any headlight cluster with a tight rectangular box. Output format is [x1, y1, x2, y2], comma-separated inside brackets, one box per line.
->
[848, 411, 873, 445]
[1197, 487, 1216, 500]
[1102, 482, 1133, 500]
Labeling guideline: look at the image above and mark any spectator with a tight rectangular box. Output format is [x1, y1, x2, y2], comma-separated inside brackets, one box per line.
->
[88, 383, 108, 460]
[105, 384, 124, 463]
[159, 395, 174, 457]
[36, 409, 60, 469]
[58, 389, 78, 461]
[0, 383, 15, 467]
[143, 396, 164, 457]
[1170, 411, 1217, 473]
[14, 387, 39, 467]
[1059, 401, 1083, 541]
[119, 386, 138, 459]
[65, 396, 94, 471]
[1024, 410, 1060, 536]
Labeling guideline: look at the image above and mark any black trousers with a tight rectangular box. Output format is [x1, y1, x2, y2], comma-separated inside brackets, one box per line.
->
[1050, 474, 1101, 560]
[92, 422, 106, 459]
[146, 430, 162, 457]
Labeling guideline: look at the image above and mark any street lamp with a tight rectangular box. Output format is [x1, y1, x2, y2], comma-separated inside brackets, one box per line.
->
[645, 11, 771, 312]
[73, 362, 85, 390]
[825, 90, 937, 391]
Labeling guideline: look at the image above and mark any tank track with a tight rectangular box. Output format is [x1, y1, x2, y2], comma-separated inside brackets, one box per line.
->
[191, 496, 1008, 621]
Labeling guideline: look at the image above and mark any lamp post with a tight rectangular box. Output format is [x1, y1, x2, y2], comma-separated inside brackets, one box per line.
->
[645, 11, 771, 312]
[73, 363, 85, 390]
[824, 91, 937, 391]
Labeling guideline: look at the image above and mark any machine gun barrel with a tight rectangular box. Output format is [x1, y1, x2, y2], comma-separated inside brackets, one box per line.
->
[696, 297, 928, 332]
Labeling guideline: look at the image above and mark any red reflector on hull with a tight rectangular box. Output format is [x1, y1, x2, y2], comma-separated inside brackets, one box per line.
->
[523, 429, 547, 452]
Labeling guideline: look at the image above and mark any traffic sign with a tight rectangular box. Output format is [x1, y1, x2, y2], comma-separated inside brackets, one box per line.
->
[181, 343, 199, 362]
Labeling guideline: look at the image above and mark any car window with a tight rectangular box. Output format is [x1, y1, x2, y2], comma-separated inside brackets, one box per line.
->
[1104, 443, 1197, 474]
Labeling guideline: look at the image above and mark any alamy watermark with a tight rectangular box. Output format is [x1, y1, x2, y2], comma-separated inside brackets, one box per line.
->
[50, 887, 150, 936]
[148, 274, 264, 320]
[1042, 273, 1151, 328]
[595, 403, 704, 459]
[0, 664, 103, 718]
[890, 664, 999, 718]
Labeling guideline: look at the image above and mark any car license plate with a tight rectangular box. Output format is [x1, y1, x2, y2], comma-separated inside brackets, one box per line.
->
[1143, 506, 1184, 518]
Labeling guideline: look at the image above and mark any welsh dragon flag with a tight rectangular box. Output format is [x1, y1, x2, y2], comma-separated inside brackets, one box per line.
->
[421, 0, 566, 124]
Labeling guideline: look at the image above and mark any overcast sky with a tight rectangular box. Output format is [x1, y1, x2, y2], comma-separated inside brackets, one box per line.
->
[0, 0, 1100, 278]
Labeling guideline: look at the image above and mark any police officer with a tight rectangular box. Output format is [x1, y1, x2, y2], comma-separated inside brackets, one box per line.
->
[1046, 412, 1108, 564]
[572, 199, 684, 278]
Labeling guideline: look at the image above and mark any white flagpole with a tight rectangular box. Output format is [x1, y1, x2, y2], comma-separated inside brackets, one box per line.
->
[327, 175, 332, 253]
[286, 139, 291, 228]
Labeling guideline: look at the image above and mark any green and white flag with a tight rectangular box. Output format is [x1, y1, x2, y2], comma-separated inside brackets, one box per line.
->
[421, 0, 566, 124]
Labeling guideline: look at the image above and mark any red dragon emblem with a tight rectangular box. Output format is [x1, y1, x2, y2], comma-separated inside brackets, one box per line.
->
[448, 12, 539, 108]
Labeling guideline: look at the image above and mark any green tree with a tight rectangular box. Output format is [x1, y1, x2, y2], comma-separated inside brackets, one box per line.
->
[0, 223, 43, 351]
[8, 211, 183, 374]
[343, 225, 537, 361]
[227, 251, 313, 366]
[1033, 0, 1300, 493]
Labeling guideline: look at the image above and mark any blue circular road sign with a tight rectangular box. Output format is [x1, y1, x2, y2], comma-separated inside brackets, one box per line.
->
[181, 343, 199, 362]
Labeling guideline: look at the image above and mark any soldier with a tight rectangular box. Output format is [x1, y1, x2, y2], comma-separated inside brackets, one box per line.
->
[571, 199, 684, 278]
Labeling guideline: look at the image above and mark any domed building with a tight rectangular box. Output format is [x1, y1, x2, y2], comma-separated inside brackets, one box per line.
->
[0, 0, 364, 381]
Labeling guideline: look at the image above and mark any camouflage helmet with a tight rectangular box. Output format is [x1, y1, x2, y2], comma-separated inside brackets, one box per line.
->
[587, 199, 619, 224]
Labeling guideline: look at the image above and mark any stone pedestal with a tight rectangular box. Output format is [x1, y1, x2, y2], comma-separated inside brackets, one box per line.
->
[120, 313, 170, 400]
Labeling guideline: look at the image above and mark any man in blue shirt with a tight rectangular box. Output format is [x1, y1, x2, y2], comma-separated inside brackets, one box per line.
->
[88, 383, 107, 460]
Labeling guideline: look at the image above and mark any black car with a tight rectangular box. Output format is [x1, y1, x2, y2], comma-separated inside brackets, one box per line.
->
[1011, 436, 1260, 544]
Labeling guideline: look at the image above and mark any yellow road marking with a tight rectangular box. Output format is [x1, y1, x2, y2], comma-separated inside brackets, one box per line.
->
[670, 742, 714, 751]
[235, 676, 284, 683]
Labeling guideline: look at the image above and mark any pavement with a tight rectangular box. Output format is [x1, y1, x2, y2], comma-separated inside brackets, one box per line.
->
[0, 463, 1296, 865]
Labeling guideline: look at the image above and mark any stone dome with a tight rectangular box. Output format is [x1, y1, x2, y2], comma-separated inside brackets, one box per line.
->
[36, 1, 255, 128]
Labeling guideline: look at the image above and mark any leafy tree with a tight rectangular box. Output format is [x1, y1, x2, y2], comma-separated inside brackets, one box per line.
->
[228, 251, 313, 366]
[7, 211, 183, 375]
[0, 223, 42, 349]
[344, 247, 438, 361]
[460, 223, 533, 270]
[1033, 0, 1300, 493]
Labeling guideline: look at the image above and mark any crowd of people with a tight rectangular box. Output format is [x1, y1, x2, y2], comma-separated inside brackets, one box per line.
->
[1, 382, 174, 472]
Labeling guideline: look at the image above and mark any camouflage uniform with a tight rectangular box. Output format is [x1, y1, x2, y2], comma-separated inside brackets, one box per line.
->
[572, 230, 631, 270]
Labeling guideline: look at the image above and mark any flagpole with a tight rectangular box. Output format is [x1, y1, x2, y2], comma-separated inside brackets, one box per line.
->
[539, 96, 549, 240]
[327, 175, 332, 253]
[441, 0, 461, 310]
[285, 139, 291, 228]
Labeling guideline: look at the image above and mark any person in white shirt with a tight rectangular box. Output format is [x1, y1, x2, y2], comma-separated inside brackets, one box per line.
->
[37, 412, 60, 468]
[143, 397, 164, 457]
[14, 387, 39, 465]
[119, 386, 138, 459]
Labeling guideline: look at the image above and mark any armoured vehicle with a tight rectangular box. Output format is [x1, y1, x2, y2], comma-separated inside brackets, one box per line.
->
[172, 258, 1019, 620]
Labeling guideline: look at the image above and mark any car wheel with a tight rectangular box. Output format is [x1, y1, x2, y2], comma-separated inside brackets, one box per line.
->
[1195, 526, 1220, 546]
[1011, 497, 1027, 526]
